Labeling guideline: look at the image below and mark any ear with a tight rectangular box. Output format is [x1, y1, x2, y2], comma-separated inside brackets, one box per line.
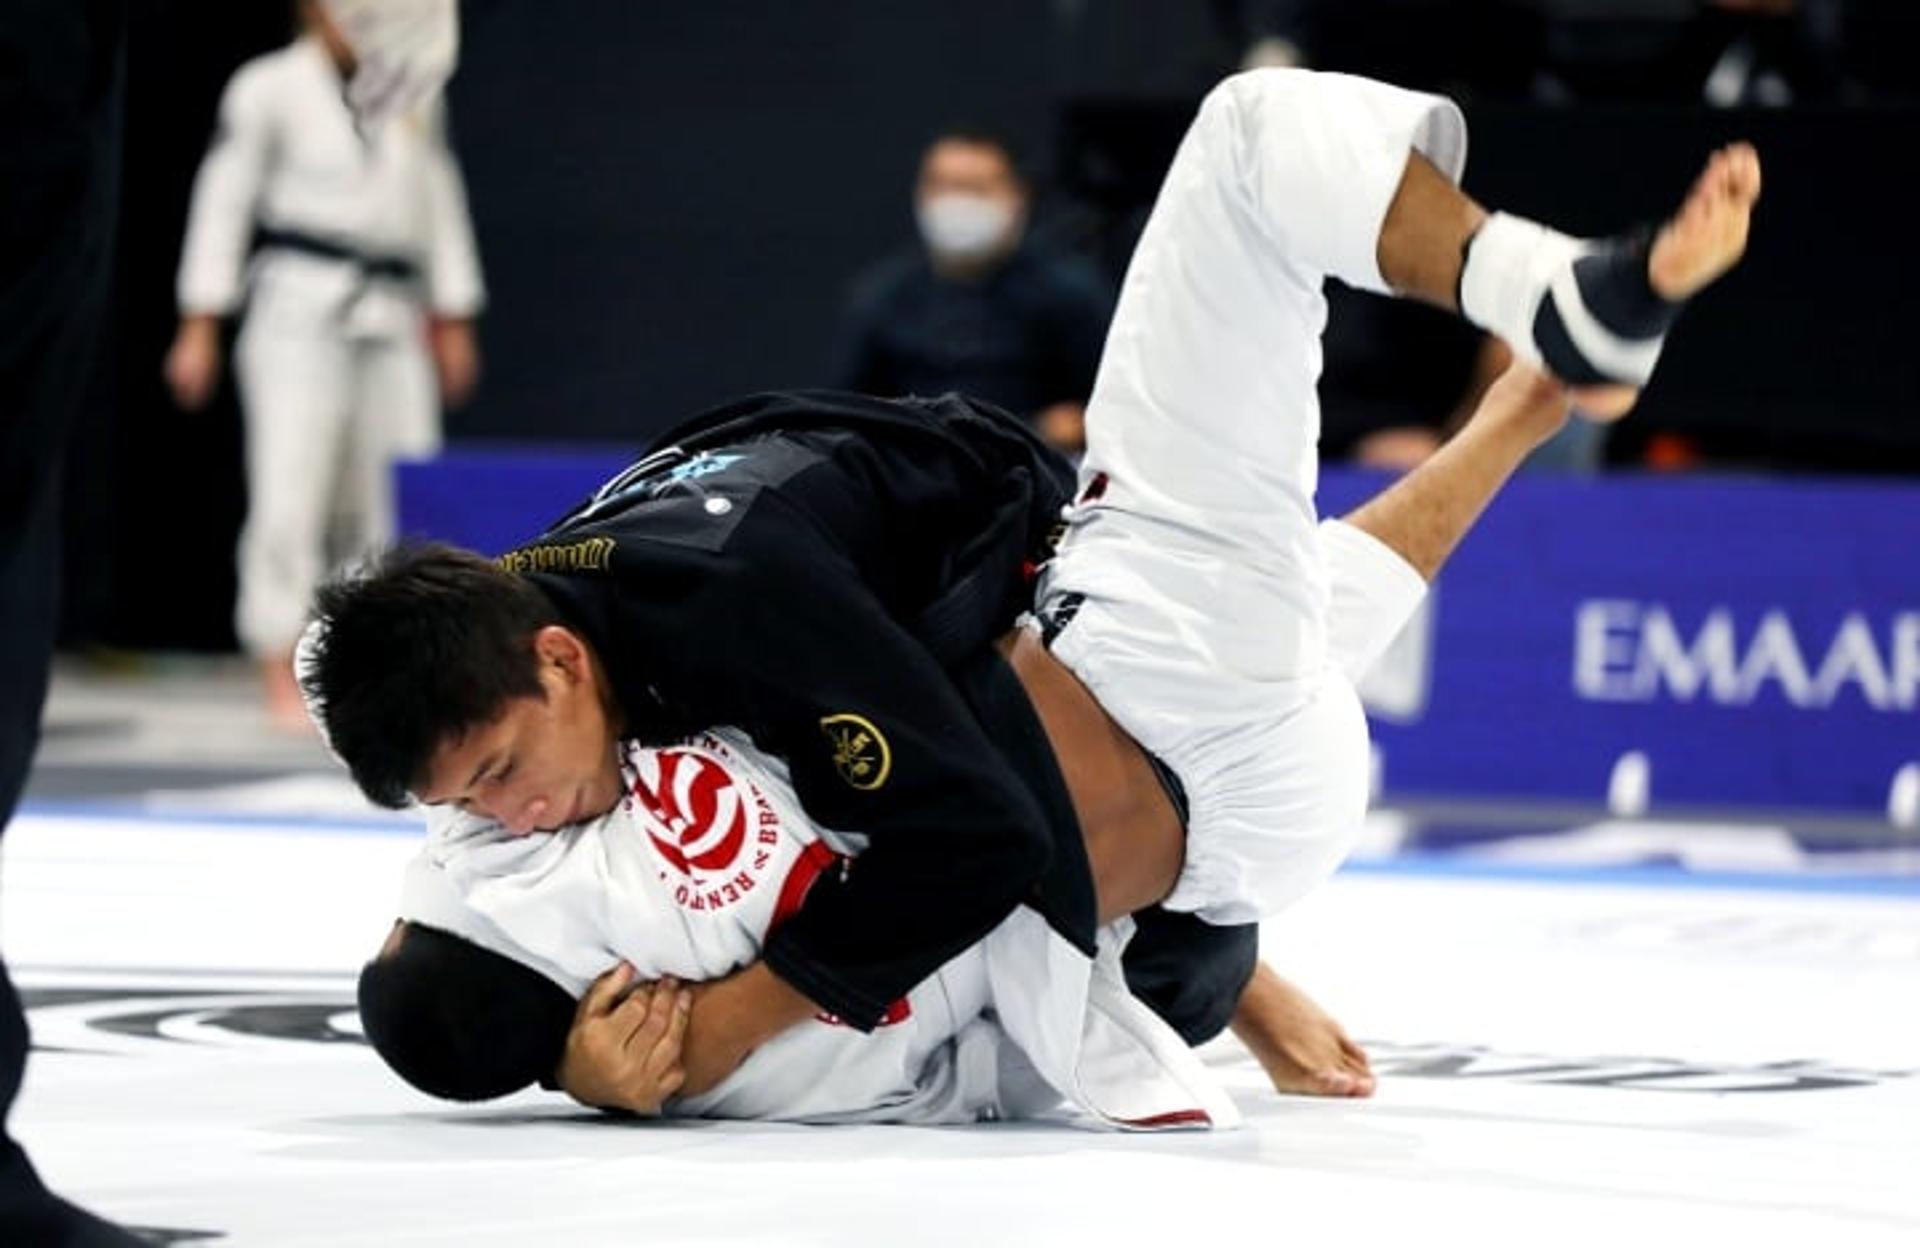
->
[531, 624, 592, 685]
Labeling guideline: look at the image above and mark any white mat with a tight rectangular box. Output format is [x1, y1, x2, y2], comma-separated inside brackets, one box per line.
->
[5, 811, 1916, 1246]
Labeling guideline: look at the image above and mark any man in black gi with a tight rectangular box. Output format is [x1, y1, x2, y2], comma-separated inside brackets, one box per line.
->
[304, 388, 1264, 1096]
[329, 360, 1591, 1115]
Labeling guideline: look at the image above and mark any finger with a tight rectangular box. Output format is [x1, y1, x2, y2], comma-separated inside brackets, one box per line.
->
[578, 961, 636, 1020]
[658, 1065, 686, 1096]
[644, 990, 693, 1071]
[620, 980, 674, 1049]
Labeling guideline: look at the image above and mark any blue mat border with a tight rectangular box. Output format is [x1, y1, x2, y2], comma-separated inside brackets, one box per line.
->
[17, 801, 1917, 897]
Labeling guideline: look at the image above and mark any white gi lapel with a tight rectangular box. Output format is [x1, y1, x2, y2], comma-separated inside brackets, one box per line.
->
[982, 910, 1240, 1132]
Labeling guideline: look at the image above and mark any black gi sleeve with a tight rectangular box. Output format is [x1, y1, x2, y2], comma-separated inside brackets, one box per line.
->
[647, 509, 1056, 1031]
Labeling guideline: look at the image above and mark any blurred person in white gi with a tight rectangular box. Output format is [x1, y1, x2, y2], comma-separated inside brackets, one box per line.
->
[164, 0, 484, 728]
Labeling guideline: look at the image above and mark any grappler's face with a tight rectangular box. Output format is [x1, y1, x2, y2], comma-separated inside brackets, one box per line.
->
[415, 626, 625, 836]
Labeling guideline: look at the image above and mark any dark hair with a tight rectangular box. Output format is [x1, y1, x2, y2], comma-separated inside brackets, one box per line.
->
[927, 125, 1028, 186]
[357, 922, 577, 1102]
[304, 542, 559, 808]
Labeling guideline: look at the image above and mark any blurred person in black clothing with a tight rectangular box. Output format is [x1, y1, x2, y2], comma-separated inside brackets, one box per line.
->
[0, 3, 145, 1242]
[830, 129, 1114, 457]
[1217, 1, 1913, 108]
[1317, 289, 1492, 470]
[1, 3, 456, 1241]
[1214, 0, 1546, 99]
[1317, 295, 1607, 473]
[1527, 0, 1920, 108]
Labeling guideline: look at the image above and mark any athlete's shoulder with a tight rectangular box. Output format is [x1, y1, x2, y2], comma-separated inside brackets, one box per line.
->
[526, 439, 830, 564]
[227, 39, 311, 95]
[214, 40, 319, 133]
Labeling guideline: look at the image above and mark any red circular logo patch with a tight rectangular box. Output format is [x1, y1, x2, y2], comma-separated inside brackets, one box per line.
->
[630, 748, 751, 877]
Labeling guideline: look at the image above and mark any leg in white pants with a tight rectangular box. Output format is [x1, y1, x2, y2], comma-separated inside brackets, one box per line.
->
[235, 325, 439, 657]
[332, 333, 440, 566]
[234, 323, 353, 658]
[1040, 69, 1462, 923]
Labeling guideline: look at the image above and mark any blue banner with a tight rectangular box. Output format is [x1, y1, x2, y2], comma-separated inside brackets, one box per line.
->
[1320, 471, 1919, 815]
[398, 446, 631, 558]
[403, 453, 1920, 815]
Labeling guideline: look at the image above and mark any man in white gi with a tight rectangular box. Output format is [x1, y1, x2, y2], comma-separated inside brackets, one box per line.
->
[1032, 68, 1757, 934]
[166, 0, 484, 727]
[381, 721, 1241, 1129]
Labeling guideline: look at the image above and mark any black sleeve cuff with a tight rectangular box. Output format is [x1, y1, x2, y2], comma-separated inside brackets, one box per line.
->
[763, 932, 888, 1033]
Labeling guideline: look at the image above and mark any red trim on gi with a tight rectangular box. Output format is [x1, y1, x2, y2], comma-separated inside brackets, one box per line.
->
[1118, 1108, 1212, 1130]
[769, 841, 839, 934]
[769, 842, 913, 1027]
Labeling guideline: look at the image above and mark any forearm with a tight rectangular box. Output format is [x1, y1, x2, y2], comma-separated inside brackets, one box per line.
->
[677, 961, 822, 1097]
[1341, 366, 1568, 582]
[423, 140, 486, 317]
[1341, 413, 1532, 583]
[702, 962, 819, 1041]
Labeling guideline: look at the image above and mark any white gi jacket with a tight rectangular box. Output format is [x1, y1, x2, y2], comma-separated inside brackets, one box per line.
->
[398, 730, 1240, 1131]
[176, 35, 484, 338]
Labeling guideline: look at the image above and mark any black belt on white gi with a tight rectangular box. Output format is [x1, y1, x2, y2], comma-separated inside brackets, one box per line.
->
[253, 225, 421, 284]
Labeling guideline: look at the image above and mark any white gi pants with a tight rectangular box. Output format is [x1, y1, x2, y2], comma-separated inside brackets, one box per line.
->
[1038, 69, 1466, 924]
[233, 316, 438, 656]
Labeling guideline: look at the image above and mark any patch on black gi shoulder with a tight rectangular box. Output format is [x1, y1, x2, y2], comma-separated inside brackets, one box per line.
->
[820, 713, 891, 791]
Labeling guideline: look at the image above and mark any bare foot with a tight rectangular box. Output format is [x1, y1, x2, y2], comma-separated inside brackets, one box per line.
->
[1569, 142, 1762, 422]
[1649, 142, 1761, 301]
[1229, 963, 1376, 1098]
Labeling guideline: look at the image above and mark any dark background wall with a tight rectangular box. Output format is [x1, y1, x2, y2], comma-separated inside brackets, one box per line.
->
[81, 0, 1067, 649]
[446, 1, 1060, 438]
[72, 0, 1920, 651]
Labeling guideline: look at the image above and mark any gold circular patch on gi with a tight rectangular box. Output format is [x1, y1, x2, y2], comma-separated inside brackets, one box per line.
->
[820, 713, 892, 791]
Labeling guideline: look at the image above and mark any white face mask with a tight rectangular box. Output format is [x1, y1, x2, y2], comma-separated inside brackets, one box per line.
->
[916, 193, 1016, 263]
[323, 0, 460, 124]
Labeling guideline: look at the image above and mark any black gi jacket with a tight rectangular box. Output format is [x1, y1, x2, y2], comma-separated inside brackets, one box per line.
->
[507, 390, 1095, 1029]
